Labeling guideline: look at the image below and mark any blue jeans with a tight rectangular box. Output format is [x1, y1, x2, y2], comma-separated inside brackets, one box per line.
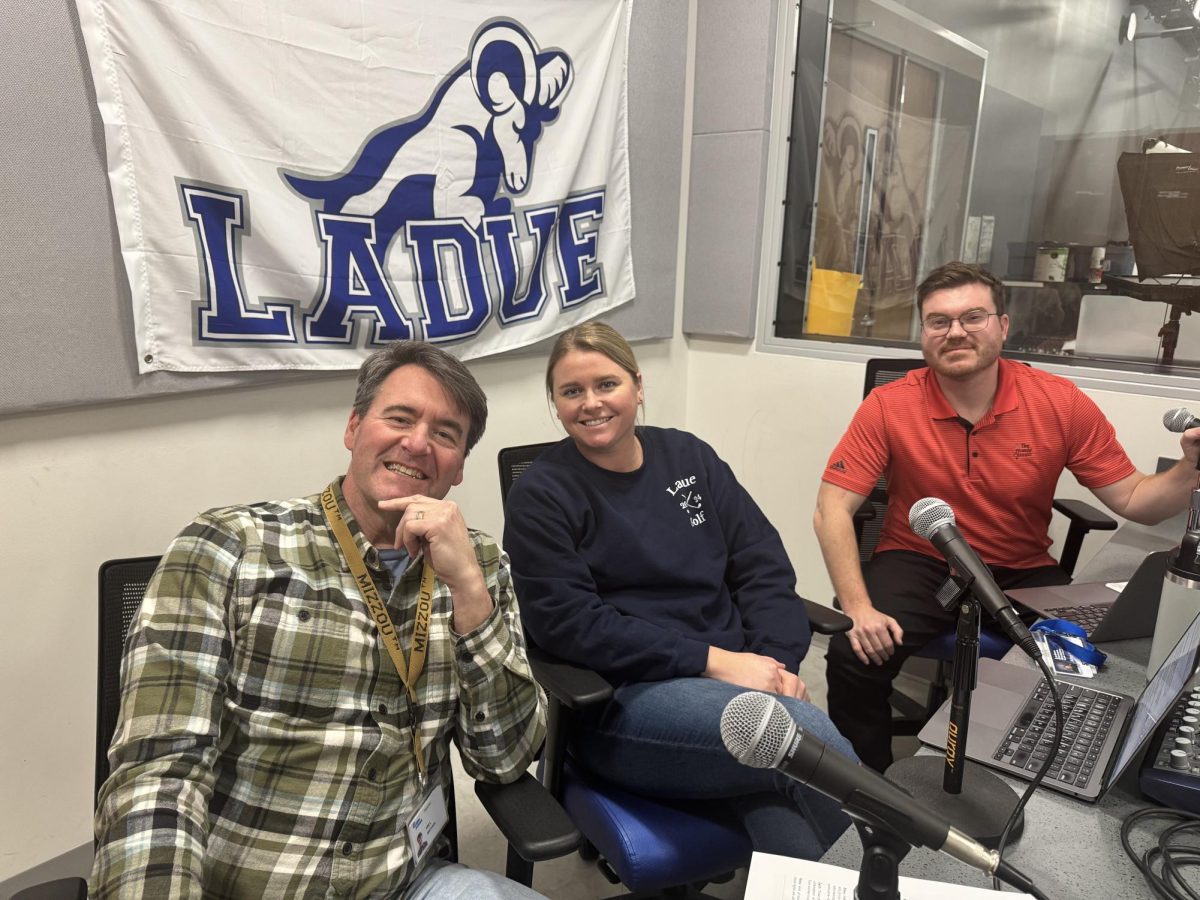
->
[571, 678, 855, 859]
[405, 858, 550, 899]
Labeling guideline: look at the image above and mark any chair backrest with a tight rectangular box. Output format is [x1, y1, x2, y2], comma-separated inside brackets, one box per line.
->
[498, 441, 559, 505]
[855, 359, 926, 561]
[95, 555, 162, 801]
[863, 357, 926, 398]
[91, 553, 463, 863]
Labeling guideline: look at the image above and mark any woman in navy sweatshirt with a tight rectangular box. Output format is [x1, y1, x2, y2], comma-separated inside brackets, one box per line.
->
[503, 321, 855, 859]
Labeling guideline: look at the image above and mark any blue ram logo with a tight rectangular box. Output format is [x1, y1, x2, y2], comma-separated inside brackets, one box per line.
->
[282, 19, 573, 255]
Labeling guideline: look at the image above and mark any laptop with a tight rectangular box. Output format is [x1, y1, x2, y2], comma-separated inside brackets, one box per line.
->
[1006, 549, 1169, 642]
[917, 607, 1200, 801]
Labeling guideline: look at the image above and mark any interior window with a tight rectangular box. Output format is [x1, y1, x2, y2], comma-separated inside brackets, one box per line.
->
[773, 0, 1200, 374]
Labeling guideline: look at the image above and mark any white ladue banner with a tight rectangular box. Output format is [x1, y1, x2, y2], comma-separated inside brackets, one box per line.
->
[76, 0, 634, 372]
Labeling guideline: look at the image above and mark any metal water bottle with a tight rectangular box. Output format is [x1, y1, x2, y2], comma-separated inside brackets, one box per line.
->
[1149, 489, 1200, 677]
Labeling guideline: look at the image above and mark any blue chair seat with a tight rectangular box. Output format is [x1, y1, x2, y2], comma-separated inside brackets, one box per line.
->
[886, 628, 1013, 737]
[916, 627, 1011, 661]
[558, 757, 752, 892]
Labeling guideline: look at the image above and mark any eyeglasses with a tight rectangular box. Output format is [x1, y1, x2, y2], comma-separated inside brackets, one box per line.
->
[921, 309, 999, 336]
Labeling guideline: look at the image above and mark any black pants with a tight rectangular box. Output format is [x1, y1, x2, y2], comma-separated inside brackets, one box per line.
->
[825, 550, 1069, 772]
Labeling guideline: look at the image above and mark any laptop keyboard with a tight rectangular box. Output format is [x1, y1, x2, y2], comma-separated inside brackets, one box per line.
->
[992, 681, 1120, 788]
[1043, 603, 1112, 634]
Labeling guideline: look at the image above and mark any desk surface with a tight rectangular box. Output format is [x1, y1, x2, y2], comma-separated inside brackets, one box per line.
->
[1072, 516, 1183, 584]
[820, 636, 1163, 897]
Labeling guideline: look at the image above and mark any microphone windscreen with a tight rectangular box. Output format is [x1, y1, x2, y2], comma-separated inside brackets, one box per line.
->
[909, 496, 954, 540]
[720, 691, 795, 769]
[1164, 408, 1198, 433]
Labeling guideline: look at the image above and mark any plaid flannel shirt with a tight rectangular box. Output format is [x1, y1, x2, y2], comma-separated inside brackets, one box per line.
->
[92, 479, 545, 899]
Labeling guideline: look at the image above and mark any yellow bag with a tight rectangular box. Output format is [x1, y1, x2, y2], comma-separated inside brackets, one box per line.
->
[807, 267, 861, 336]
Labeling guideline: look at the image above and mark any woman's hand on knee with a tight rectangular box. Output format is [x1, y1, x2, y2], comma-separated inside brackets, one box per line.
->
[778, 670, 810, 702]
[703, 646, 786, 693]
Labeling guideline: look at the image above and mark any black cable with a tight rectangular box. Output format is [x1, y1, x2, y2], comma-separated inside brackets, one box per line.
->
[1159, 819, 1200, 900]
[992, 651, 1064, 892]
[1121, 807, 1200, 899]
[995, 858, 1052, 900]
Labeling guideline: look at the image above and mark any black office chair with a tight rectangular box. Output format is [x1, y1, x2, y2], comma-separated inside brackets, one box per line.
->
[498, 441, 852, 898]
[855, 358, 1118, 729]
[14, 556, 577, 899]
[11, 557, 160, 900]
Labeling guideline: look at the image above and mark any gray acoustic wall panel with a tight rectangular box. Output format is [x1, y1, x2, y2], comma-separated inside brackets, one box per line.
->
[1, 0, 684, 418]
[605, 0, 687, 342]
[682, 130, 771, 337]
[692, 0, 778, 135]
[683, 0, 782, 338]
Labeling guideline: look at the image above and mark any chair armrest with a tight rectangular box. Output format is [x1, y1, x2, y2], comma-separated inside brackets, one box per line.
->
[474, 772, 582, 862]
[804, 598, 852, 635]
[1052, 498, 1119, 532]
[527, 645, 613, 710]
[10, 878, 87, 900]
[853, 497, 876, 524]
[524, 644, 613, 804]
[1052, 498, 1119, 577]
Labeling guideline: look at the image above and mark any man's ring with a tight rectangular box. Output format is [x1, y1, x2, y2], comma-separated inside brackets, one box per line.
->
[414, 510, 424, 521]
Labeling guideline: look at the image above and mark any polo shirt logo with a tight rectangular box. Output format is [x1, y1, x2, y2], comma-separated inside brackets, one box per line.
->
[829, 459, 847, 473]
[1013, 442, 1032, 459]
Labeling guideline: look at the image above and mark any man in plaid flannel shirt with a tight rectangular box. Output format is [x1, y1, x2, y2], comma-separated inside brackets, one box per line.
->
[92, 342, 548, 899]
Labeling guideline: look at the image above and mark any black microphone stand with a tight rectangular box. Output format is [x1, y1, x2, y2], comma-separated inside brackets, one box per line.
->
[850, 819, 910, 900]
[885, 572, 1025, 848]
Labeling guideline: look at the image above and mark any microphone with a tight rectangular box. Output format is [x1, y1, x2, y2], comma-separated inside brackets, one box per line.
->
[719, 692, 1038, 893]
[1164, 408, 1200, 433]
[909, 498, 1038, 661]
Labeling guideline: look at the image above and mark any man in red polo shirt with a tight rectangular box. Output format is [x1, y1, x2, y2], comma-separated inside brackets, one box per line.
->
[816, 261, 1200, 771]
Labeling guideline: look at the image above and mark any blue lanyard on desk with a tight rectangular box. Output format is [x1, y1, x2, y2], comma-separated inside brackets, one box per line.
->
[1031, 619, 1108, 668]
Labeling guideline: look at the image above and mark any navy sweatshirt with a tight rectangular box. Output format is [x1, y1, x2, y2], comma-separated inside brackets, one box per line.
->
[503, 426, 812, 685]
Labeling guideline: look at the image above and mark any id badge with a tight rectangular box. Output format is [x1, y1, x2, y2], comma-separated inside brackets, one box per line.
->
[406, 783, 448, 866]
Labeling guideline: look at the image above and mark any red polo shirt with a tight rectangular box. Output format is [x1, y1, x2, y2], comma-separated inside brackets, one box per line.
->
[822, 358, 1135, 569]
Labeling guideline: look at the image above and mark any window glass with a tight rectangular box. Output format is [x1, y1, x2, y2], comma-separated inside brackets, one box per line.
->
[775, 0, 1200, 372]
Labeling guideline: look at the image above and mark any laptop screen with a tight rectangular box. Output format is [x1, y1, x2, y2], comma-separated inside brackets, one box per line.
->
[1110, 610, 1200, 780]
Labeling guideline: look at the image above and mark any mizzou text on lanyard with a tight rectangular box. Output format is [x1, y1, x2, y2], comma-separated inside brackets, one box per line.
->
[321, 485, 435, 782]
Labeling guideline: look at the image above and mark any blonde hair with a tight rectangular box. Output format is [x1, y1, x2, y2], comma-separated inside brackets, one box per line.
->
[544, 321, 641, 396]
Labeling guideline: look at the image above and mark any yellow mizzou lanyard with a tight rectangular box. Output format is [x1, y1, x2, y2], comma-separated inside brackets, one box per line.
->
[321, 485, 435, 783]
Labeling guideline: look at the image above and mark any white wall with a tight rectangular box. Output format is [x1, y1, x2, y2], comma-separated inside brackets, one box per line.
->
[0, 340, 690, 880]
[684, 337, 1195, 605]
